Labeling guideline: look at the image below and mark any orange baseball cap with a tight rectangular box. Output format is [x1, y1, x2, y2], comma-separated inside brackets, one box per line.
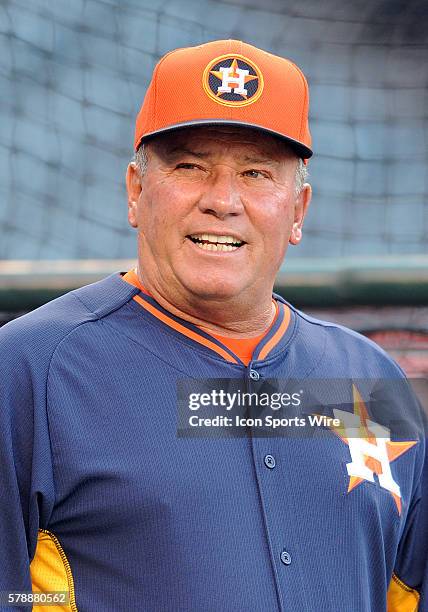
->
[134, 39, 312, 160]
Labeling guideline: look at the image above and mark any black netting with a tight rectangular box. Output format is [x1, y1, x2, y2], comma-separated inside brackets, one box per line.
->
[0, 0, 427, 260]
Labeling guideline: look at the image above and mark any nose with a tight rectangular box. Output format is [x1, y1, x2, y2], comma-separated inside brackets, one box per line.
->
[198, 167, 244, 219]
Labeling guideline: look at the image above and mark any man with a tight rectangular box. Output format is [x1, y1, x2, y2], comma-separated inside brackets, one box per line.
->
[0, 39, 426, 611]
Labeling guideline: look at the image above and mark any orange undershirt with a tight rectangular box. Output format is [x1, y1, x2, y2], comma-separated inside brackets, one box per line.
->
[123, 269, 280, 365]
[209, 306, 278, 365]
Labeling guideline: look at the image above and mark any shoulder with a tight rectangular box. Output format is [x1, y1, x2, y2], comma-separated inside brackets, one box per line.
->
[277, 296, 406, 379]
[0, 273, 139, 367]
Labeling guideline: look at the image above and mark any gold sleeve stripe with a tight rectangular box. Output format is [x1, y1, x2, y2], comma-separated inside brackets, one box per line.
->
[30, 528, 77, 611]
[387, 572, 420, 612]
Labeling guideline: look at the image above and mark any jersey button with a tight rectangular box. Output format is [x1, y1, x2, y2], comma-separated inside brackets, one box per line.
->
[249, 369, 260, 380]
[264, 454, 276, 469]
[280, 550, 292, 565]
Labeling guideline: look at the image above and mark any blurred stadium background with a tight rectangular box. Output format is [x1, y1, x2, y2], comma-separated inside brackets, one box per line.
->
[0, 0, 427, 375]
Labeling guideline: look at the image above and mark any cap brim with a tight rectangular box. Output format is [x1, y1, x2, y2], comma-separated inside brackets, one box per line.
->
[137, 119, 313, 159]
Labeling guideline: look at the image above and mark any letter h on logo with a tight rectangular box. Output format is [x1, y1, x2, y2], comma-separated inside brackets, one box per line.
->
[217, 65, 250, 95]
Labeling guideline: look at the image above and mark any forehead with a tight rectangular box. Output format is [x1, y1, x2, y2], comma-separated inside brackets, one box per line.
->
[148, 126, 295, 162]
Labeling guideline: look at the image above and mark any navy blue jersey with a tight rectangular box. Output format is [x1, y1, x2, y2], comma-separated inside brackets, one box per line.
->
[0, 273, 426, 611]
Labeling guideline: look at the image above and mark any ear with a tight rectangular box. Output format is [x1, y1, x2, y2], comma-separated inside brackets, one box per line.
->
[126, 162, 142, 228]
[289, 183, 312, 245]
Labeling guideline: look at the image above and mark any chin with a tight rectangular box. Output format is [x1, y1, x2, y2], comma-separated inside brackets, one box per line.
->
[180, 273, 245, 301]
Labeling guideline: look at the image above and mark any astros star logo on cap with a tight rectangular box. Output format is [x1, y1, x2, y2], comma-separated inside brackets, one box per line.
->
[202, 53, 264, 107]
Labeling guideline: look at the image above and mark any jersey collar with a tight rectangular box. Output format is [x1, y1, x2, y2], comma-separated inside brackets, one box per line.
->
[122, 272, 293, 366]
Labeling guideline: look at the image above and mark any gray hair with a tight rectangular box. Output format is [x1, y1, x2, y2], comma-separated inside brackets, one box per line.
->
[135, 144, 149, 177]
[295, 158, 308, 195]
[135, 144, 308, 195]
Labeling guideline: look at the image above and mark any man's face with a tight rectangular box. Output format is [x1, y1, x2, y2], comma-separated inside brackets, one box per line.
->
[126, 126, 311, 302]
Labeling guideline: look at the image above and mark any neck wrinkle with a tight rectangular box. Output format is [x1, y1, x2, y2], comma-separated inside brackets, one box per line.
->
[133, 267, 277, 339]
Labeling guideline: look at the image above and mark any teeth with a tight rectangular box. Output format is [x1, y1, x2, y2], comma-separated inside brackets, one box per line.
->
[190, 234, 243, 246]
[193, 242, 239, 252]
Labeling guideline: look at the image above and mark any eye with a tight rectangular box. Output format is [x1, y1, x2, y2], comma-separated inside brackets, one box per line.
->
[175, 163, 204, 171]
[242, 169, 270, 179]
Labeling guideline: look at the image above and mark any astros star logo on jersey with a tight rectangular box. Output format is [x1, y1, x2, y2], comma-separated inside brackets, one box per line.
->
[329, 385, 417, 515]
[202, 53, 264, 107]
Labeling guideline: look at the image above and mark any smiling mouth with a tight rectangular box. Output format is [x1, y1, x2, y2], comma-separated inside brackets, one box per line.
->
[187, 234, 245, 252]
